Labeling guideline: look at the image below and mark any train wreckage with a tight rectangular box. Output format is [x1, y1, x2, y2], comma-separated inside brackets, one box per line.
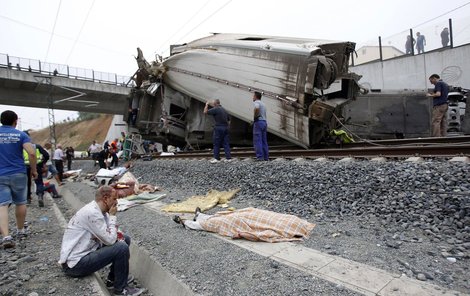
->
[125, 33, 468, 149]
[126, 33, 363, 149]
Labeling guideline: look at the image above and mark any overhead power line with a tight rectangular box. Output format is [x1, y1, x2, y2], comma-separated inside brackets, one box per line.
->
[44, 0, 62, 62]
[412, 1, 470, 28]
[156, 0, 212, 54]
[65, 0, 96, 64]
[0, 13, 130, 57]
[161, 0, 233, 56]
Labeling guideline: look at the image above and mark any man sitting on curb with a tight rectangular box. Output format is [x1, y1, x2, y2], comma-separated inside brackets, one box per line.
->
[58, 186, 145, 296]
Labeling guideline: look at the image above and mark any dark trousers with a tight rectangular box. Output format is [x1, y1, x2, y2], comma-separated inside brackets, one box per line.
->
[67, 157, 72, 171]
[253, 120, 269, 160]
[98, 158, 107, 169]
[212, 125, 231, 160]
[33, 170, 44, 195]
[54, 160, 64, 182]
[63, 236, 131, 291]
[110, 153, 118, 167]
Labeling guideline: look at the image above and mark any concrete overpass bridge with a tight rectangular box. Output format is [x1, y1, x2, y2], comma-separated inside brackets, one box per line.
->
[0, 53, 132, 115]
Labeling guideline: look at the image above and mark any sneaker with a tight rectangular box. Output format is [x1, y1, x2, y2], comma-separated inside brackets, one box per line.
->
[209, 159, 219, 164]
[223, 158, 233, 162]
[106, 274, 135, 289]
[114, 286, 145, 296]
[38, 194, 44, 207]
[16, 227, 29, 240]
[2, 236, 15, 249]
[53, 194, 63, 199]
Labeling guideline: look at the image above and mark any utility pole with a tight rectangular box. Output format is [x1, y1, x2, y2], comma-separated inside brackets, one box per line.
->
[41, 76, 57, 147]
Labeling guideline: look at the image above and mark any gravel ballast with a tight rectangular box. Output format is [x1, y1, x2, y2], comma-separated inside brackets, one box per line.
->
[2, 157, 468, 295]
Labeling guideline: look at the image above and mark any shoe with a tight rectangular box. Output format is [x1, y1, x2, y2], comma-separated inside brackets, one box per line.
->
[53, 194, 63, 199]
[173, 215, 183, 225]
[16, 224, 29, 239]
[2, 236, 15, 249]
[106, 274, 135, 289]
[223, 158, 233, 162]
[114, 286, 145, 296]
[209, 159, 219, 164]
[38, 194, 44, 207]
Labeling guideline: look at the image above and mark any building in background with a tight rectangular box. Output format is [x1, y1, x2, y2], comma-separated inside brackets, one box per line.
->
[351, 46, 405, 65]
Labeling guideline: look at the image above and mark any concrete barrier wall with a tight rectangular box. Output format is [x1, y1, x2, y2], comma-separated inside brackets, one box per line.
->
[351, 44, 470, 90]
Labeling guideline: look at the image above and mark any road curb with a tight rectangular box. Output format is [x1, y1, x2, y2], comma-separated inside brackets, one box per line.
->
[48, 194, 110, 296]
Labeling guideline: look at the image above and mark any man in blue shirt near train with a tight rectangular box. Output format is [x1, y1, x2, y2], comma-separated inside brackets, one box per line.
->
[252, 91, 269, 161]
[427, 74, 449, 137]
[204, 99, 232, 163]
[0, 110, 38, 248]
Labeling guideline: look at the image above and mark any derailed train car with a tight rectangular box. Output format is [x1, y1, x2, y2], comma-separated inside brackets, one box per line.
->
[127, 33, 362, 149]
[343, 88, 468, 139]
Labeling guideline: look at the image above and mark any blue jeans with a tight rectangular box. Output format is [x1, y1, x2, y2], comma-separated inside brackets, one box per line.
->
[64, 235, 131, 291]
[213, 125, 231, 160]
[253, 120, 269, 160]
[0, 173, 27, 206]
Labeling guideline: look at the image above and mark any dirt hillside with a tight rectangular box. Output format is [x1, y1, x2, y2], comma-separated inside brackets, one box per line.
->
[30, 114, 113, 151]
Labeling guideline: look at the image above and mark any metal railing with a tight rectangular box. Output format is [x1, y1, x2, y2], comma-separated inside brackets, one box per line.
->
[350, 11, 470, 66]
[0, 53, 135, 87]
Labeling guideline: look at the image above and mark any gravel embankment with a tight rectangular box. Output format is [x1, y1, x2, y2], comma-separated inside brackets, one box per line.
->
[0, 195, 101, 296]
[70, 157, 470, 295]
[4, 157, 467, 296]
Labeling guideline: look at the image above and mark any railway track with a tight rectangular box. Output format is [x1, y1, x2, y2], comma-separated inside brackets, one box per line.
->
[153, 136, 470, 160]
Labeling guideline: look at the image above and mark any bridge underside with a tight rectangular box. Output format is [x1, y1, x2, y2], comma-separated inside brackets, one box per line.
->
[0, 68, 129, 114]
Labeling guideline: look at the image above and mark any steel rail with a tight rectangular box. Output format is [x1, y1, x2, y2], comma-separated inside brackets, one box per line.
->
[154, 144, 470, 159]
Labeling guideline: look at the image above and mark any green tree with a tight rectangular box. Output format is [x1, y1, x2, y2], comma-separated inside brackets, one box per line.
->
[77, 112, 100, 121]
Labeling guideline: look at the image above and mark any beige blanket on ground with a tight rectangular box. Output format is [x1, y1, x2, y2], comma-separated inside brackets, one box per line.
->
[161, 189, 240, 213]
[199, 207, 316, 243]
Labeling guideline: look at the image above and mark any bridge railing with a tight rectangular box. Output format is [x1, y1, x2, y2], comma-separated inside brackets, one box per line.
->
[0, 53, 135, 87]
[350, 9, 470, 66]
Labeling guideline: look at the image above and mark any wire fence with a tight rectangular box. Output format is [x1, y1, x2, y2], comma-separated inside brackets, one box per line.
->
[351, 13, 470, 66]
[0, 53, 135, 87]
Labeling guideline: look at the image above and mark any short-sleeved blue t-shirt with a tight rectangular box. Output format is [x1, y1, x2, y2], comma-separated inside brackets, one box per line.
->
[207, 106, 230, 126]
[433, 80, 449, 106]
[0, 125, 30, 176]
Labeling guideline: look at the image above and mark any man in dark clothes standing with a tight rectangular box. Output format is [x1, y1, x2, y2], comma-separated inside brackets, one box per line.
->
[427, 74, 449, 137]
[97, 149, 111, 169]
[204, 99, 232, 163]
[65, 146, 74, 171]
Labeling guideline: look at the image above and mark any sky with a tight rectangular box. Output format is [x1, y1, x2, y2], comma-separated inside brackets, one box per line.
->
[1, 0, 470, 130]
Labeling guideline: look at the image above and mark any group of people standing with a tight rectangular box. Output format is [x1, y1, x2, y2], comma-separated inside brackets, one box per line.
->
[88, 132, 127, 169]
[204, 91, 269, 163]
[405, 27, 450, 55]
